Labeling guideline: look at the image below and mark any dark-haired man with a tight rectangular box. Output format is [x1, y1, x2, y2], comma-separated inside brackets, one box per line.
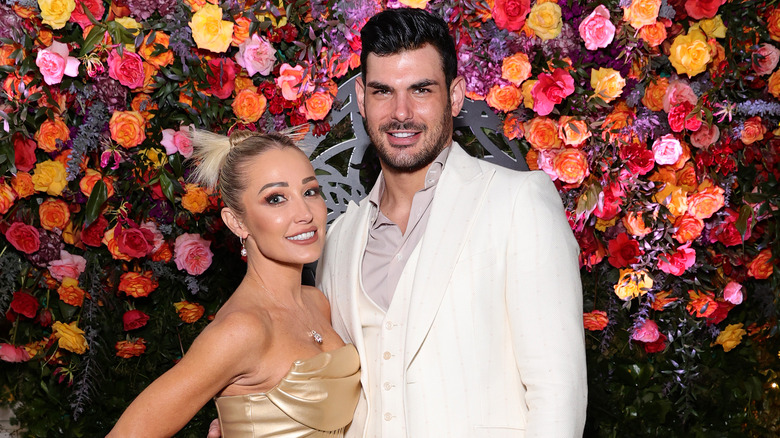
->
[317, 7, 587, 438]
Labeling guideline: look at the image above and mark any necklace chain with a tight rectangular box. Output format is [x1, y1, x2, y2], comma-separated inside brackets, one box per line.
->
[255, 278, 323, 345]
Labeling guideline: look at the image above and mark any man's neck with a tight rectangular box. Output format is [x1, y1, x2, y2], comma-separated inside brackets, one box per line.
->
[378, 163, 431, 234]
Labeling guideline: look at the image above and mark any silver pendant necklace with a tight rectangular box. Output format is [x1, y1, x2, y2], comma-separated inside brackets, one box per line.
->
[257, 279, 323, 345]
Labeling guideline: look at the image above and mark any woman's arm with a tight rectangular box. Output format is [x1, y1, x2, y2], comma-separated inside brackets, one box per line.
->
[108, 312, 266, 437]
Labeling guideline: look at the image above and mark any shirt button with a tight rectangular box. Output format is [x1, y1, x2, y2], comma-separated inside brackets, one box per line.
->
[385, 321, 393, 330]
[384, 413, 393, 421]
[383, 382, 392, 390]
[383, 351, 391, 360]
[395, 254, 402, 261]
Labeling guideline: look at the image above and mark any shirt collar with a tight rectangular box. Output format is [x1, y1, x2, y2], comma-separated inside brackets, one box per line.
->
[368, 145, 452, 208]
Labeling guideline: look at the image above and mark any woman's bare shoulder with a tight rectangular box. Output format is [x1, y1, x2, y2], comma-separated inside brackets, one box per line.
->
[302, 285, 331, 318]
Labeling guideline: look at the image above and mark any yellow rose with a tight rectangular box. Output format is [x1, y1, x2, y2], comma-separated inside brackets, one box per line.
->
[37, 0, 75, 29]
[189, 3, 234, 53]
[622, 0, 661, 30]
[590, 67, 626, 103]
[52, 321, 89, 354]
[614, 269, 654, 301]
[653, 183, 688, 218]
[521, 80, 537, 110]
[114, 17, 142, 52]
[397, 0, 428, 7]
[31, 160, 67, 196]
[669, 28, 712, 77]
[714, 323, 746, 352]
[526, 2, 562, 41]
[698, 16, 726, 39]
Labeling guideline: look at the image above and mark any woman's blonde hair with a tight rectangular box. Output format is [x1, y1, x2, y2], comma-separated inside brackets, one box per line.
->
[188, 129, 300, 218]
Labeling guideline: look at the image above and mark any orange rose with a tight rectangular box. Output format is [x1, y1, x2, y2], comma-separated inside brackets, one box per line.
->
[687, 184, 725, 219]
[524, 116, 561, 150]
[231, 88, 267, 123]
[302, 91, 333, 121]
[769, 69, 780, 99]
[768, 7, 780, 42]
[62, 221, 80, 246]
[521, 79, 537, 109]
[654, 183, 688, 218]
[118, 271, 159, 298]
[651, 290, 678, 311]
[525, 149, 540, 171]
[0, 181, 16, 214]
[57, 277, 85, 307]
[641, 77, 669, 111]
[486, 84, 522, 112]
[79, 168, 115, 198]
[174, 301, 205, 323]
[38, 198, 70, 231]
[583, 310, 609, 331]
[11, 172, 35, 198]
[115, 338, 146, 358]
[747, 249, 774, 280]
[740, 116, 766, 145]
[552, 148, 589, 186]
[675, 162, 698, 193]
[181, 183, 210, 214]
[232, 16, 251, 46]
[503, 113, 525, 140]
[179, 89, 194, 107]
[133, 62, 158, 93]
[0, 44, 16, 67]
[622, 211, 652, 238]
[623, 0, 661, 29]
[614, 268, 654, 301]
[138, 31, 174, 69]
[234, 74, 255, 93]
[34, 117, 70, 153]
[601, 102, 635, 143]
[131, 93, 158, 121]
[110, 111, 146, 149]
[558, 116, 591, 146]
[150, 241, 173, 263]
[501, 52, 532, 86]
[638, 21, 667, 47]
[687, 290, 717, 318]
[673, 214, 704, 244]
[102, 226, 133, 261]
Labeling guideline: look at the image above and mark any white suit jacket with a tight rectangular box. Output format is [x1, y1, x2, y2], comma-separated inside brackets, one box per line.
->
[317, 144, 587, 437]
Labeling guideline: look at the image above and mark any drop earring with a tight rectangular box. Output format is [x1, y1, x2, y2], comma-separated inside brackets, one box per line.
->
[240, 236, 247, 257]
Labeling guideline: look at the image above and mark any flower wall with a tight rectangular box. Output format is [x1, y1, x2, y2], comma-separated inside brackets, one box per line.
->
[0, 0, 779, 436]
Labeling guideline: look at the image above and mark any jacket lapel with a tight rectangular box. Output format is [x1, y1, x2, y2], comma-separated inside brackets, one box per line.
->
[404, 144, 494, 365]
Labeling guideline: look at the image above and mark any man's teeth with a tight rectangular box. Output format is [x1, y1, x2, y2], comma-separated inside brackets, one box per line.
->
[288, 231, 315, 241]
[390, 132, 415, 138]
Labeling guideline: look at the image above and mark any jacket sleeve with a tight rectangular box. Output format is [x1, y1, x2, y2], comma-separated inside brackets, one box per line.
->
[506, 171, 587, 437]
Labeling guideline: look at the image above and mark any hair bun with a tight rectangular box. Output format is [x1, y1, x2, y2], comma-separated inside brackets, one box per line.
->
[228, 129, 256, 149]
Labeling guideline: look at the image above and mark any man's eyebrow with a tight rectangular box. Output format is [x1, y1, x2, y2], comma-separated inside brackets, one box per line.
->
[410, 79, 438, 89]
[366, 81, 391, 90]
[258, 182, 288, 194]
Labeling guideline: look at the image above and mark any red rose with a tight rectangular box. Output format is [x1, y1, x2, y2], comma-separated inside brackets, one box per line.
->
[607, 232, 643, 268]
[531, 68, 575, 116]
[69, 0, 106, 29]
[685, 0, 726, 19]
[205, 58, 238, 100]
[619, 142, 655, 175]
[706, 299, 735, 325]
[492, 0, 531, 31]
[82, 215, 108, 247]
[13, 133, 37, 172]
[5, 222, 40, 254]
[668, 102, 702, 133]
[9, 291, 40, 318]
[35, 308, 53, 327]
[115, 226, 154, 258]
[123, 309, 150, 331]
[643, 332, 667, 353]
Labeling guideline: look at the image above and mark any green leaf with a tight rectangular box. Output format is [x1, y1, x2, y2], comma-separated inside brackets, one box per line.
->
[83, 180, 108, 228]
[158, 170, 183, 204]
[734, 204, 754, 239]
[80, 25, 107, 57]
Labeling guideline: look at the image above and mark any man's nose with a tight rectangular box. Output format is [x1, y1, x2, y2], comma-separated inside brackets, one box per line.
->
[391, 94, 412, 122]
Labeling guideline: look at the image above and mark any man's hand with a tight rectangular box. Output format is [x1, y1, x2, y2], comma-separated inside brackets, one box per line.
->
[207, 419, 221, 438]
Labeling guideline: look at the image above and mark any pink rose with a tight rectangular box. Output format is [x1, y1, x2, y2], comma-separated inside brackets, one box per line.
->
[662, 80, 697, 113]
[116, 226, 155, 258]
[140, 221, 164, 253]
[174, 233, 213, 276]
[658, 243, 696, 276]
[579, 5, 616, 50]
[690, 124, 720, 148]
[236, 34, 276, 77]
[631, 319, 660, 343]
[752, 43, 780, 76]
[160, 126, 193, 158]
[0, 343, 30, 362]
[723, 281, 743, 305]
[107, 49, 145, 89]
[275, 63, 307, 101]
[668, 102, 702, 132]
[35, 41, 80, 86]
[651, 134, 682, 165]
[69, 0, 106, 29]
[48, 250, 87, 282]
[536, 149, 560, 181]
[531, 68, 575, 116]
[5, 222, 40, 254]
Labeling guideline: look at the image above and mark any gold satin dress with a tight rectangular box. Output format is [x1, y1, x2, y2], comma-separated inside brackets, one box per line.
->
[214, 344, 361, 438]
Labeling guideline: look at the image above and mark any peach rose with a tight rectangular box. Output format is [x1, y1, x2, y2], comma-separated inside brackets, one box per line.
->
[669, 29, 712, 77]
[614, 268, 653, 301]
[174, 301, 205, 323]
[12, 172, 35, 199]
[398, 0, 428, 7]
[115, 339, 146, 358]
[189, 3, 234, 53]
[486, 84, 522, 112]
[641, 77, 669, 111]
[553, 148, 589, 186]
[690, 123, 720, 148]
[673, 214, 704, 244]
[57, 277, 85, 307]
[558, 116, 591, 146]
[275, 63, 306, 101]
[38, 198, 69, 231]
[583, 310, 609, 331]
[34, 117, 70, 153]
[685, 0, 726, 20]
[714, 323, 746, 352]
[723, 281, 743, 305]
[740, 116, 766, 145]
[622, 0, 661, 29]
[687, 185, 725, 219]
[770, 8, 780, 42]
[118, 271, 159, 298]
[0, 181, 17, 215]
[526, 2, 562, 40]
[638, 21, 667, 47]
[174, 233, 213, 276]
[579, 5, 615, 50]
[747, 249, 773, 280]
[524, 116, 561, 150]
[622, 211, 652, 238]
[752, 43, 780, 76]
[31, 160, 67, 196]
[138, 32, 174, 69]
[79, 168, 115, 198]
[303, 91, 333, 121]
[590, 67, 625, 103]
[675, 162, 699, 193]
[501, 52, 532, 86]
[232, 88, 267, 123]
[109, 111, 146, 149]
[182, 183, 210, 214]
[769, 69, 780, 99]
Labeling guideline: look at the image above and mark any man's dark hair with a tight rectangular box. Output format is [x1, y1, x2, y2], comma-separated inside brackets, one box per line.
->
[360, 8, 458, 89]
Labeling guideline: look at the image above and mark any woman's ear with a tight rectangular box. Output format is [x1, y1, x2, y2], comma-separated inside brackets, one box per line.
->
[221, 207, 246, 238]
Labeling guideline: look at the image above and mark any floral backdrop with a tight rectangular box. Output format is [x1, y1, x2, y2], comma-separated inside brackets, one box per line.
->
[0, 0, 778, 436]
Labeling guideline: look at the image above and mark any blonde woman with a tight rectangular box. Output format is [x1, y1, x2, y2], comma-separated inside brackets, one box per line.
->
[109, 131, 360, 437]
